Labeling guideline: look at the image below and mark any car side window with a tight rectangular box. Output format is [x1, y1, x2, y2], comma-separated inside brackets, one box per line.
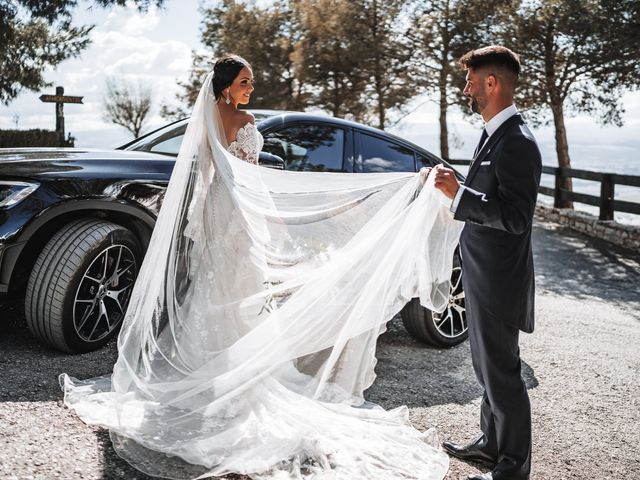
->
[417, 154, 436, 170]
[262, 125, 345, 172]
[359, 134, 415, 173]
[148, 134, 184, 156]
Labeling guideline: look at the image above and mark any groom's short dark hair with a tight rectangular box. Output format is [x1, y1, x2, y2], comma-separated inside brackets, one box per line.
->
[460, 46, 520, 89]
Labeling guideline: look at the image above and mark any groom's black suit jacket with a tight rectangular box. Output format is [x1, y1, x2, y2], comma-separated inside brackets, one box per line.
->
[454, 114, 542, 333]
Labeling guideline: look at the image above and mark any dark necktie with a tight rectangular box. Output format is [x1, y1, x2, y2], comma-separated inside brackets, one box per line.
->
[473, 128, 488, 159]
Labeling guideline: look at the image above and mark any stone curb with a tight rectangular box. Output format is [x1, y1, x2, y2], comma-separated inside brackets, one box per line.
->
[535, 203, 640, 251]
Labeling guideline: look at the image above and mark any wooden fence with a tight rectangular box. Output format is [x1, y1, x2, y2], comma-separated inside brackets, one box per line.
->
[446, 159, 640, 221]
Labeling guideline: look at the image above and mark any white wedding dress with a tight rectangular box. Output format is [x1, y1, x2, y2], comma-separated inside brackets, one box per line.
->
[60, 73, 463, 480]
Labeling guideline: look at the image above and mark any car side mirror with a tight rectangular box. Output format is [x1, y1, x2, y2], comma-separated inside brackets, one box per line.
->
[259, 151, 285, 170]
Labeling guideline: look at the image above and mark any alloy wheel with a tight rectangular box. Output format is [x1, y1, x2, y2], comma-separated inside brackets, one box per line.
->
[73, 245, 137, 343]
[432, 265, 466, 339]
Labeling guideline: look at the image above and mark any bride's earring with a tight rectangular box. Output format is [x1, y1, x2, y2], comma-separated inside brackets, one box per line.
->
[225, 91, 231, 105]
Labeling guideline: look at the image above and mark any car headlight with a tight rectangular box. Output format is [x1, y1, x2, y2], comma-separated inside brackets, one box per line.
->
[0, 181, 39, 208]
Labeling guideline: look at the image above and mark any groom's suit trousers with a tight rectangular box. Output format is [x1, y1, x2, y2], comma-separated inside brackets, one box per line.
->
[464, 295, 532, 477]
[454, 114, 541, 478]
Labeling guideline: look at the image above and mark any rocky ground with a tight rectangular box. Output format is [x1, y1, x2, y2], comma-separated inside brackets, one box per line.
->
[1, 219, 639, 480]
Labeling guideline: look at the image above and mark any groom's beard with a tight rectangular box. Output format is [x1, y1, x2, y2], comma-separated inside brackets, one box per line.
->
[469, 96, 480, 114]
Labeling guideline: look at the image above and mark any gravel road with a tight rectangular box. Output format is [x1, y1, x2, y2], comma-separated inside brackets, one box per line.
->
[1, 218, 639, 480]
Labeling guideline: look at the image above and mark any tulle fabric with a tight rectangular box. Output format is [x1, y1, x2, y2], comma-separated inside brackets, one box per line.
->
[60, 72, 462, 479]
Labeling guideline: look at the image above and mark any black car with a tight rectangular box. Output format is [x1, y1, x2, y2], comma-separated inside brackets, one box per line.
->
[0, 112, 466, 353]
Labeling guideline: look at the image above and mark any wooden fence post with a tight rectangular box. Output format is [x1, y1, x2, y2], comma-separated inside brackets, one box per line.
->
[599, 174, 615, 221]
[554, 168, 563, 208]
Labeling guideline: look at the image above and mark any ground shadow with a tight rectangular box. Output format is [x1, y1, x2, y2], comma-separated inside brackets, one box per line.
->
[366, 318, 539, 410]
[0, 298, 119, 403]
[532, 221, 640, 316]
[96, 429, 158, 480]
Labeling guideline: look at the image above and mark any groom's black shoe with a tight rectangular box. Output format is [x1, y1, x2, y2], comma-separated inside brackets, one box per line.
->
[442, 438, 497, 468]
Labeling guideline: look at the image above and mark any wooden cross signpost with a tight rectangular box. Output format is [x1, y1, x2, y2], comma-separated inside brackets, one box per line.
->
[39, 86, 83, 141]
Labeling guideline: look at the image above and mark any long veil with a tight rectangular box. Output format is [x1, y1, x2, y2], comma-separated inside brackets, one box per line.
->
[60, 72, 463, 480]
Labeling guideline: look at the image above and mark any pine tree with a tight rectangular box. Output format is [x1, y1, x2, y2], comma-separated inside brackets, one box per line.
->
[408, 0, 508, 159]
[162, 0, 303, 118]
[504, 0, 640, 207]
[291, 0, 368, 120]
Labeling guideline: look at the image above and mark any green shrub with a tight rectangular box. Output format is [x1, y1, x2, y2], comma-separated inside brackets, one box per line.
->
[0, 129, 75, 148]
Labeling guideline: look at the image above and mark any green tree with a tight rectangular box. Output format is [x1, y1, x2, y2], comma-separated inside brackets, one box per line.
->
[291, 0, 368, 120]
[352, 0, 415, 129]
[293, 0, 414, 128]
[504, 0, 640, 207]
[166, 0, 415, 128]
[162, 0, 302, 119]
[0, 0, 165, 105]
[409, 0, 508, 159]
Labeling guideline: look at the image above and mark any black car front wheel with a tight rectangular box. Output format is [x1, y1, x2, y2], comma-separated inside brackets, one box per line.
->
[400, 253, 467, 347]
[25, 219, 141, 353]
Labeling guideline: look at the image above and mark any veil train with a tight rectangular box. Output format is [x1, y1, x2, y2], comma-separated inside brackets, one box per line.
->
[60, 72, 462, 480]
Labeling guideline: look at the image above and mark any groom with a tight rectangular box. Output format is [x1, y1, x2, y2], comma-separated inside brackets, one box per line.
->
[433, 46, 541, 480]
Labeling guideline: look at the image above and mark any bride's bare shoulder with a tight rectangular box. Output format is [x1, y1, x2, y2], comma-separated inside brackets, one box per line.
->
[223, 110, 256, 144]
[234, 110, 255, 128]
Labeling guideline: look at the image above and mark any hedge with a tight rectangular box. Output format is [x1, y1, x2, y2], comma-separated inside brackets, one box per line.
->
[0, 129, 75, 148]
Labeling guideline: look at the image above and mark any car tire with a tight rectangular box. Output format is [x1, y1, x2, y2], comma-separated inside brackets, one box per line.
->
[25, 219, 141, 353]
[400, 253, 467, 347]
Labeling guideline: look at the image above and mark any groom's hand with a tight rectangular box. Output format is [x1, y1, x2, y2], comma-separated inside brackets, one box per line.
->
[433, 164, 460, 200]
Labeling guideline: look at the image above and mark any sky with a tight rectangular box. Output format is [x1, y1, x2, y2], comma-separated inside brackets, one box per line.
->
[1, 0, 639, 176]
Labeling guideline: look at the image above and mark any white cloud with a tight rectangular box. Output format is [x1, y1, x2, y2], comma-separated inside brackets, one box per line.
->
[103, 3, 161, 35]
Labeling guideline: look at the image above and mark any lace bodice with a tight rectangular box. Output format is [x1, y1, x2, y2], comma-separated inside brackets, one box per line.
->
[227, 122, 264, 164]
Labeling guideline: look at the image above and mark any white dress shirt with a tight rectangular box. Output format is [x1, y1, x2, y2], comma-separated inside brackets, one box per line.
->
[450, 104, 518, 213]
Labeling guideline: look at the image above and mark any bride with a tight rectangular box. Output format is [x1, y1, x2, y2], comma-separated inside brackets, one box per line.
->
[60, 54, 463, 480]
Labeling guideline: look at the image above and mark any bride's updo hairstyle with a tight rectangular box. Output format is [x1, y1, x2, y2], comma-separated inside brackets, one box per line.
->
[212, 54, 252, 100]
